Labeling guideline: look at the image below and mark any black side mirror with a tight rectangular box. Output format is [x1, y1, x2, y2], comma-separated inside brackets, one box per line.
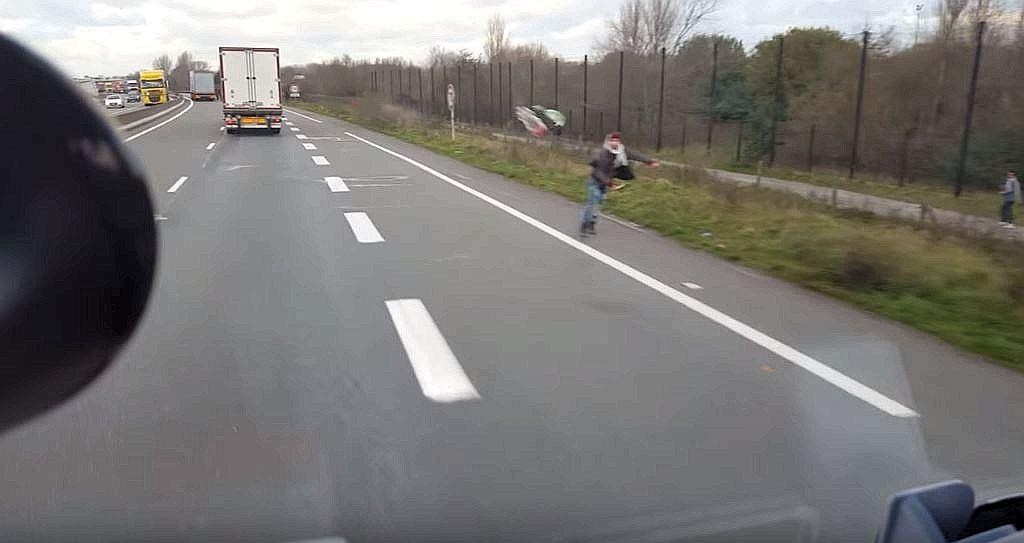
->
[959, 496, 1024, 539]
[0, 35, 156, 431]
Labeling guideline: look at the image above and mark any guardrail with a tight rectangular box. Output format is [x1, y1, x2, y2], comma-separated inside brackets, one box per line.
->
[115, 97, 186, 130]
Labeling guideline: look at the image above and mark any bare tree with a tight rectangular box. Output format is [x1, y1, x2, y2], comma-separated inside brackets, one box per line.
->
[966, 0, 1000, 27]
[932, 0, 969, 126]
[152, 54, 172, 72]
[484, 14, 510, 62]
[427, 46, 475, 67]
[602, 0, 720, 56]
[602, 0, 647, 54]
[508, 43, 551, 63]
[671, 0, 721, 51]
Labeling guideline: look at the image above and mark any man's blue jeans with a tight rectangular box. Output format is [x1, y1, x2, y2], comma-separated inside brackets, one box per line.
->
[581, 178, 604, 225]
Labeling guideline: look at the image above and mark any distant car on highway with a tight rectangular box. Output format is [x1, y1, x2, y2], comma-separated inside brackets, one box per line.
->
[126, 90, 140, 103]
[104, 94, 124, 108]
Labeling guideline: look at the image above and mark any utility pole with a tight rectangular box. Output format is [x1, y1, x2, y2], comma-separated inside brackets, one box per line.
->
[768, 37, 785, 167]
[955, 21, 986, 197]
[849, 30, 870, 179]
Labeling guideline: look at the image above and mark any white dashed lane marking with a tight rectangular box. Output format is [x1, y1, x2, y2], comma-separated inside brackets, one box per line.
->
[325, 177, 349, 192]
[167, 176, 189, 193]
[343, 212, 384, 243]
[385, 299, 480, 404]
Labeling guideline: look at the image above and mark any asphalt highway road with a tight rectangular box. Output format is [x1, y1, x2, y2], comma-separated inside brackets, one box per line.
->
[2, 99, 1023, 542]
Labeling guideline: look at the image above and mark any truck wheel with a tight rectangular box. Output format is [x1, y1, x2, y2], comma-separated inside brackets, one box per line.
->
[226, 128, 238, 135]
[269, 128, 280, 134]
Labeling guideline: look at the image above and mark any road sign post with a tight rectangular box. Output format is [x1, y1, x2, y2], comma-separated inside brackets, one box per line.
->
[447, 83, 456, 140]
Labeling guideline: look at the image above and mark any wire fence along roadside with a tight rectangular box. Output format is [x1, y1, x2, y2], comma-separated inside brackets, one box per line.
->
[287, 20, 1024, 194]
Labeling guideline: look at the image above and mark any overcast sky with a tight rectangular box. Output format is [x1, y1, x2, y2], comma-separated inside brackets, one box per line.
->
[0, 0, 928, 77]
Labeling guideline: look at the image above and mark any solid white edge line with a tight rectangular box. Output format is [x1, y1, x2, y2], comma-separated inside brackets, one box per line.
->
[205, 142, 216, 150]
[302, 143, 318, 150]
[385, 299, 480, 403]
[344, 130, 919, 419]
[312, 155, 330, 165]
[123, 98, 195, 142]
[167, 176, 189, 193]
[283, 107, 324, 123]
[325, 177, 349, 192]
[343, 212, 385, 243]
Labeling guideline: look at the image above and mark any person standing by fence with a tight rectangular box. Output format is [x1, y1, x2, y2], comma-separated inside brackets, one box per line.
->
[999, 170, 1021, 228]
[580, 132, 658, 236]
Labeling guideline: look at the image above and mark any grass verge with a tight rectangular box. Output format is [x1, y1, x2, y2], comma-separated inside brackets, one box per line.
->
[294, 99, 1024, 370]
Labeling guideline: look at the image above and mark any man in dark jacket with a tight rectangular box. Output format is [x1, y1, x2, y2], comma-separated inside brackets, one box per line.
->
[580, 132, 658, 235]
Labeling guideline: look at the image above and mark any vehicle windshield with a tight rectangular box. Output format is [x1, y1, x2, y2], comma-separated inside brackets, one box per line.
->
[5, 1, 1024, 542]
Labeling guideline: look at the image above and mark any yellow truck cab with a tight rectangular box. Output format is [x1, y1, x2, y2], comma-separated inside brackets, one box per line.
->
[139, 69, 168, 106]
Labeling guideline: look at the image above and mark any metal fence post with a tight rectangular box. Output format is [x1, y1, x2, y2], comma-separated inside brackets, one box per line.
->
[430, 65, 436, 116]
[456, 62, 462, 120]
[398, 68, 402, 96]
[656, 47, 666, 151]
[418, 68, 424, 114]
[849, 30, 869, 179]
[735, 122, 744, 162]
[768, 37, 785, 167]
[489, 62, 495, 124]
[473, 62, 478, 124]
[582, 54, 588, 139]
[554, 57, 559, 108]
[706, 39, 719, 155]
[955, 21, 985, 197]
[529, 59, 534, 105]
[681, 116, 688, 156]
[599, 111, 604, 137]
[507, 62, 513, 120]
[617, 51, 624, 131]
[389, 69, 394, 97]
[498, 62, 503, 125]
[808, 123, 816, 173]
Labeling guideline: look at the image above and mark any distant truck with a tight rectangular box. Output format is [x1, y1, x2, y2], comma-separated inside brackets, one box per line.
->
[189, 70, 217, 101]
[287, 83, 300, 99]
[139, 69, 168, 106]
[219, 46, 282, 134]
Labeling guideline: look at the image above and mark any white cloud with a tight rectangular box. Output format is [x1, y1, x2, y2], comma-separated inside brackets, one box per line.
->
[1, 0, 926, 77]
